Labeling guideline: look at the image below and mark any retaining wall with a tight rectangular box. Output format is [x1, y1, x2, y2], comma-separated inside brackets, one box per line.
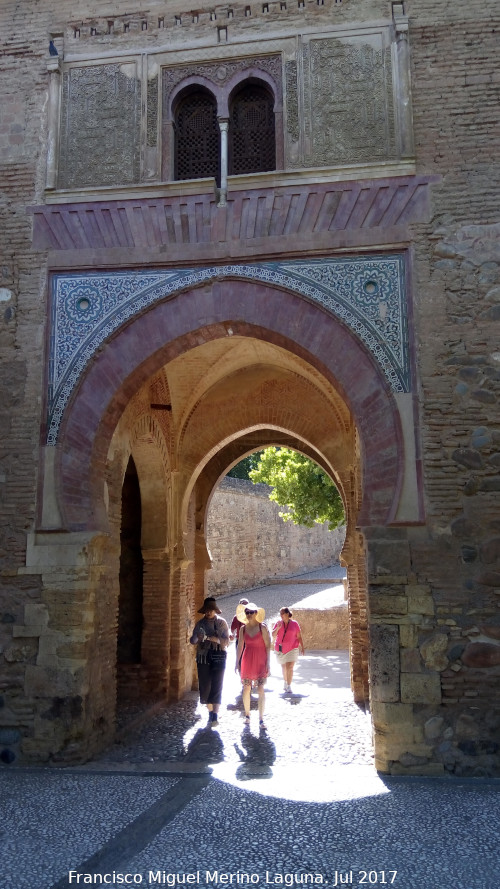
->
[206, 477, 345, 596]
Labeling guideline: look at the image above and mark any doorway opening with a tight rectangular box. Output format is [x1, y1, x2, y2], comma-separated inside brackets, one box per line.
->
[117, 456, 144, 702]
[52, 277, 406, 763]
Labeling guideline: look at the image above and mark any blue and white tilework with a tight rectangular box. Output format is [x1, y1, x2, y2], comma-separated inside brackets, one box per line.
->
[47, 254, 409, 444]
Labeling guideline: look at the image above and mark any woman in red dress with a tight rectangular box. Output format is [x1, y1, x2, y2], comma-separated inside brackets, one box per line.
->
[236, 602, 271, 729]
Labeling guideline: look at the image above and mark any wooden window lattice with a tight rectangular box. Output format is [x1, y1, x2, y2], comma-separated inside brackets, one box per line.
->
[229, 85, 276, 175]
[174, 90, 220, 182]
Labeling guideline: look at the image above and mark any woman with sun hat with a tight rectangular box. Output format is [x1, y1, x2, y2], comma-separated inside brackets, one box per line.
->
[236, 602, 271, 729]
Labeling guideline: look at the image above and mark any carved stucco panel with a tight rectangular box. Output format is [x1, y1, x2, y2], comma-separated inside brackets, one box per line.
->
[162, 55, 283, 111]
[284, 60, 300, 165]
[147, 73, 159, 148]
[302, 34, 397, 167]
[58, 62, 141, 188]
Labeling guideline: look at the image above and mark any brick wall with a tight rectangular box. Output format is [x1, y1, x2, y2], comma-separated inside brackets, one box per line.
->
[387, 0, 500, 775]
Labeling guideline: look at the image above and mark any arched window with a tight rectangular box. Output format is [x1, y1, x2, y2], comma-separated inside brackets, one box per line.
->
[229, 82, 276, 175]
[174, 87, 220, 182]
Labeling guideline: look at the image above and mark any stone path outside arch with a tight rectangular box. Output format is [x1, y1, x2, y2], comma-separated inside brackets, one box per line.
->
[2, 567, 500, 889]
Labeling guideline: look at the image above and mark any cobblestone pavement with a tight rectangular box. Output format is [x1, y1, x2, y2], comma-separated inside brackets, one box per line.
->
[2, 568, 500, 889]
[96, 566, 370, 772]
[95, 649, 373, 771]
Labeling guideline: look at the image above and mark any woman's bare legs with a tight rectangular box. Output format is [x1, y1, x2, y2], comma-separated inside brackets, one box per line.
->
[281, 662, 294, 690]
[242, 683, 251, 719]
[258, 684, 265, 723]
[281, 664, 288, 689]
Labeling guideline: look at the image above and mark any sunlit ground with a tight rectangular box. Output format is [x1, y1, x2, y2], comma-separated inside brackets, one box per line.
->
[291, 583, 346, 610]
[181, 620, 387, 803]
[210, 761, 390, 803]
[109, 576, 388, 804]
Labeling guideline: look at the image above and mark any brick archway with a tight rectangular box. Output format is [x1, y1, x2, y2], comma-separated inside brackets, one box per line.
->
[54, 278, 404, 534]
[191, 427, 370, 703]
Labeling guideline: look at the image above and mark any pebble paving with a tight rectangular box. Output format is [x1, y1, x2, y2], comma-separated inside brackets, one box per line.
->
[95, 565, 371, 771]
[2, 567, 500, 889]
[0, 773, 180, 889]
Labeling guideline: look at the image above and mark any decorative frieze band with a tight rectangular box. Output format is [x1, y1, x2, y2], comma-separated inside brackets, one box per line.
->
[31, 175, 433, 251]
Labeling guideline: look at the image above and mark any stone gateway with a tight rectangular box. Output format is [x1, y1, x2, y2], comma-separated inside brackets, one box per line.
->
[0, 0, 499, 777]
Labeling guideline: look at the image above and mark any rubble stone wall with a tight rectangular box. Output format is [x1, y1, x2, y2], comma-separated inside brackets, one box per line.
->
[206, 477, 345, 596]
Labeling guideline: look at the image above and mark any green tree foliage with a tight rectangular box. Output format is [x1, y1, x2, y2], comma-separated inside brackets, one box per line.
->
[226, 452, 263, 480]
[249, 447, 344, 530]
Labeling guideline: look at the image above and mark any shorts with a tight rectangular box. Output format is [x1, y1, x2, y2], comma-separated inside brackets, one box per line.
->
[275, 647, 299, 665]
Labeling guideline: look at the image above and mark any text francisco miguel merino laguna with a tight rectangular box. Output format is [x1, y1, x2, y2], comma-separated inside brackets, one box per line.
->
[67, 872, 329, 885]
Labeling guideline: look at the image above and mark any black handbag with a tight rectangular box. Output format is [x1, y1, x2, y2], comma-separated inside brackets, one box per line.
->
[208, 646, 227, 666]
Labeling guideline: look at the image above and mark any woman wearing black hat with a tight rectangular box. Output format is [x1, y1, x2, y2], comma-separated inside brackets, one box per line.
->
[190, 597, 229, 727]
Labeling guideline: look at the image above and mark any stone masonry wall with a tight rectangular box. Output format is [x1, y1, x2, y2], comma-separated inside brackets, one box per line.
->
[293, 604, 349, 651]
[379, 0, 500, 777]
[206, 477, 345, 596]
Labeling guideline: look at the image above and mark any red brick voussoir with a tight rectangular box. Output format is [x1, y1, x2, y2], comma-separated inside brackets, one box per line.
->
[57, 278, 403, 531]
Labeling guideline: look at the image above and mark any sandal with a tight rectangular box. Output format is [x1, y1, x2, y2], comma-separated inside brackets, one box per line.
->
[244, 715, 250, 725]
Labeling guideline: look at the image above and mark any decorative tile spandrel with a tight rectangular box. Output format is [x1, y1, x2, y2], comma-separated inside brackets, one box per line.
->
[47, 256, 410, 445]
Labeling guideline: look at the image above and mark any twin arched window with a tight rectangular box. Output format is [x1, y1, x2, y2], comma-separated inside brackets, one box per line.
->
[173, 80, 276, 183]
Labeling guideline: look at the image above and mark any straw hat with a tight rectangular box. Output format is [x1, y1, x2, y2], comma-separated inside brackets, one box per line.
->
[236, 602, 266, 624]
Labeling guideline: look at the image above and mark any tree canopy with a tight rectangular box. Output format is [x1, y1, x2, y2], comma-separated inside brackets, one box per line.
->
[248, 447, 344, 531]
[226, 453, 262, 479]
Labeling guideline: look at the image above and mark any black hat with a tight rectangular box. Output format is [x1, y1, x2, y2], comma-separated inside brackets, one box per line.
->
[197, 597, 222, 614]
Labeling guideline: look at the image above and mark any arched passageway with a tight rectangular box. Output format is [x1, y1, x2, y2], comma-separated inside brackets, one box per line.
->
[37, 277, 410, 762]
[117, 456, 143, 669]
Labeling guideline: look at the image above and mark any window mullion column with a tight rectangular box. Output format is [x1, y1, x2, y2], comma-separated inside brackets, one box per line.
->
[217, 118, 229, 207]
